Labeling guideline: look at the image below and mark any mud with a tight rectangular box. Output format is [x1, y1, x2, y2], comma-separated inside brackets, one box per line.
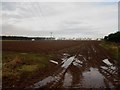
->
[2, 41, 120, 89]
[33, 41, 120, 89]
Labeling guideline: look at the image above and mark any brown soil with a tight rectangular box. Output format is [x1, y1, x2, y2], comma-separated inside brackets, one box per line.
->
[2, 40, 120, 89]
[2, 40, 84, 54]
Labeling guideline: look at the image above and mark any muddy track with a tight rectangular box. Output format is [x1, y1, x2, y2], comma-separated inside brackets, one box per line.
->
[32, 41, 120, 89]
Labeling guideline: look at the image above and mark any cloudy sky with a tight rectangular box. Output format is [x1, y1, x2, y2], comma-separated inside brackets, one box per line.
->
[1, 1, 118, 39]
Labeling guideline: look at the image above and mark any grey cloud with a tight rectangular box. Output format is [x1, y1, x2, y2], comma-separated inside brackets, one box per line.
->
[2, 2, 118, 39]
[2, 2, 39, 19]
[2, 23, 105, 39]
[59, 19, 99, 34]
[2, 2, 18, 11]
[2, 24, 51, 36]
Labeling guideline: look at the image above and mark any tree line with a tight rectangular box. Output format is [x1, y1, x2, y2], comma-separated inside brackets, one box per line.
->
[1, 36, 55, 40]
[104, 31, 120, 43]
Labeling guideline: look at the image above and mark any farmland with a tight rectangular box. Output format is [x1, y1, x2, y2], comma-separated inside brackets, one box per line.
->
[2, 40, 120, 89]
[2, 40, 83, 88]
[2, 40, 82, 54]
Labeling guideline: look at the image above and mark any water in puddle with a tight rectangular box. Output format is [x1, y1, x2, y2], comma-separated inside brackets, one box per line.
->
[34, 76, 54, 88]
[34, 53, 118, 88]
[63, 71, 72, 87]
[101, 59, 117, 74]
[61, 56, 75, 69]
[63, 53, 70, 56]
[61, 53, 70, 63]
[73, 58, 83, 67]
[50, 60, 58, 65]
[92, 45, 97, 53]
[81, 67, 105, 88]
[103, 59, 113, 66]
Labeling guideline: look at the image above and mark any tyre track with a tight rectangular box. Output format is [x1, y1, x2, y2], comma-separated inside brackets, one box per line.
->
[33, 41, 120, 88]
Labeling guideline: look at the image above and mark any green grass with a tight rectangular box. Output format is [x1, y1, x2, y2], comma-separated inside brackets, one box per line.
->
[2, 51, 54, 87]
[100, 42, 120, 61]
[2, 51, 52, 69]
[18, 65, 38, 72]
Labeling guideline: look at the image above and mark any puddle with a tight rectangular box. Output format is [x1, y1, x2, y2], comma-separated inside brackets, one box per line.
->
[111, 66, 116, 70]
[101, 66, 116, 70]
[92, 46, 97, 53]
[63, 71, 72, 87]
[88, 56, 91, 60]
[102, 59, 117, 74]
[103, 59, 113, 66]
[61, 58, 67, 63]
[78, 54, 83, 57]
[34, 55, 75, 88]
[63, 53, 70, 56]
[101, 66, 108, 70]
[50, 60, 58, 65]
[34, 69, 67, 88]
[34, 54, 119, 88]
[61, 53, 70, 63]
[73, 58, 83, 67]
[83, 57, 87, 61]
[81, 67, 105, 88]
[34, 76, 54, 88]
[61, 56, 75, 69]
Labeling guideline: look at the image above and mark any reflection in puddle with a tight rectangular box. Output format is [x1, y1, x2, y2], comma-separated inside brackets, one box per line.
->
[34, 76, 54, 88]
[101, 66, 108, 70]
[61, 56, 75, 69]
[34, 53, 119, 88]
[73, 58, 83, 67]
[92, 46, 97, 53]
[103, 59, 113, 66]
[61, 58, 66, 63]
[61, 53, 70, 63]
[81, 67, 105, 88]
[83, 57, 87, 61]
[63, 53, 70, 56]
[63, 71, 72, 87]
[78, 54, 83, 57]
[88, 56, 91, 60]
[101, 66, 116, 71]
[50, 60, 58, 65]
[111, 66, 116, 70]
[101, 59, 117, 75]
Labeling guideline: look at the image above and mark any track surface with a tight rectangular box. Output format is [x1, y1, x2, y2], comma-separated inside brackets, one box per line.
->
[34, 41, 120, 88]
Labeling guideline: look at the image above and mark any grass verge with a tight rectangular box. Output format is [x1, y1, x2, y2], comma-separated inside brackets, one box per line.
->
[2, 51, 54, 88]
[100, 42, 120, 61]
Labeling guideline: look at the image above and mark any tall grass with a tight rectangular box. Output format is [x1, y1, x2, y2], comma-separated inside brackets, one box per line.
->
[2, 52, 54, 87]
[100, 42, 120, 61]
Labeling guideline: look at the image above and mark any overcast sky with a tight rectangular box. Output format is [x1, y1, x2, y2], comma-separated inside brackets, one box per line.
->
[1, 1, 118, 39]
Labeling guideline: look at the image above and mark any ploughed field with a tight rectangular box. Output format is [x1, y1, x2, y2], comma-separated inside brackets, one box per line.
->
[2, 40, 120, 89]
[2, 40, 82, 53]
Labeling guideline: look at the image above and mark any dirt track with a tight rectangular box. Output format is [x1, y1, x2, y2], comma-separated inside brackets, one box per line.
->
[33, 41, 120, 89]
[2, 40, 120, 88]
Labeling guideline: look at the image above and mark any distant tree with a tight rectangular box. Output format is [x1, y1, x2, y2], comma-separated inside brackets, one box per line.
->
[104, 36, 108, 40]
[2, 36, 55, 40]
[104, 31, 120, 43]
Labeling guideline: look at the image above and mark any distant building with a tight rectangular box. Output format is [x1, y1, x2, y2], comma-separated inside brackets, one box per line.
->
[31, 39, 35, 41]
[96, 38, 102, 41]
